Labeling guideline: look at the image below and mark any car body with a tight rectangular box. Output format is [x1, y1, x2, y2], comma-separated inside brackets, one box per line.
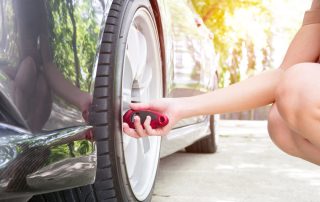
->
[0, 0, 217, 201]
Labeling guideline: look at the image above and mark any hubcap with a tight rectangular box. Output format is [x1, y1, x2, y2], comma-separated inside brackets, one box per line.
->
[121, 8, 162, 201]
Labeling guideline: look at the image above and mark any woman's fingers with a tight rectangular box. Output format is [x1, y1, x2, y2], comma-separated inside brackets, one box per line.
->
[133, 116, 148, 137]
[123, 117, 151, 138]
[144, 116, 156, 135]
[123, 123, 140, 138]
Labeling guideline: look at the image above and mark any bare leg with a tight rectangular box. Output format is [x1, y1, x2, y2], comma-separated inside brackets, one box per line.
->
[275, 63, 320, 150]
[29, 73, 52, 132]
[13, 57, 52, 132]
[268, 103, 320, 165]
[14, 56, 37, 119]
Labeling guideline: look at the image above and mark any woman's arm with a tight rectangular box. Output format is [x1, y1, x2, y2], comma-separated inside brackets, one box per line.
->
[311, 0, 320, 10]
[280, 1, 320, 69]
[124, 69, 283, 137]
[178, 69, 281, 118]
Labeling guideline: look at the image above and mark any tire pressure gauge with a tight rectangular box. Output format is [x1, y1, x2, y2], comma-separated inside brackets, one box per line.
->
[123, 110, 169, 129]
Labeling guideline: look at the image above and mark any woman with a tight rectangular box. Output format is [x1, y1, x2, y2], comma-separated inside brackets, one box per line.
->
[123, 0, 320, 165]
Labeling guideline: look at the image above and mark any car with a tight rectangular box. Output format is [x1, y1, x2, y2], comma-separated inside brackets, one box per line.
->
[0, 0, 218, 201]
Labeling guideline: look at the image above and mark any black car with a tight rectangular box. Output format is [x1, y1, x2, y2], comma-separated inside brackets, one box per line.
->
[0, 0, 218, 201]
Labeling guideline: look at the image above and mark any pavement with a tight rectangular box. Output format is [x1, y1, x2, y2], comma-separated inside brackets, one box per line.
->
[152, 120, 320, 202]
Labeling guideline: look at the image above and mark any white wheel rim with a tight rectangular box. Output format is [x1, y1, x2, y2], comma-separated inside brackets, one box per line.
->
[121, 8, 161, 201]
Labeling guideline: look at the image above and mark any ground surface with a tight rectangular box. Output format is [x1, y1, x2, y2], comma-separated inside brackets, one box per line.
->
[152, 120, 320, 202]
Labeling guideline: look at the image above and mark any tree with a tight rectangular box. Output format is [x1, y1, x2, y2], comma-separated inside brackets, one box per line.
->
[66, 0, 81, 88]
[191, 0, 273, 87]
[48, 0, 102, 92]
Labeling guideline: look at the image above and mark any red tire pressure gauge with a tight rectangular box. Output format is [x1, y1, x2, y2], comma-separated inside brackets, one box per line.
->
[123, 110, 169, 129]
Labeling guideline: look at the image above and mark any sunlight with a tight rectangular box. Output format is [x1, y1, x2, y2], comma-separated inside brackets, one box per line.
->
[268, 0, 311, 67]
[227, 0, 312, 75]
[192, 0, 313, 86]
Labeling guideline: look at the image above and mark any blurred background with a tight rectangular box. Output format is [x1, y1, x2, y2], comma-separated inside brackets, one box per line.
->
[191, 0, 312, 120]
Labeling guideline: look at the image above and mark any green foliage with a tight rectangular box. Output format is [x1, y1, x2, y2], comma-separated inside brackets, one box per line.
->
[47, 140, 93, 164]
[48, 0, 101, 91]
[191, 0, 273, 87]
[0, 2, 19, 68]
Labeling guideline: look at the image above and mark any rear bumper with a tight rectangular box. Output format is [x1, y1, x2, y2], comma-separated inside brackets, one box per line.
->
[0, 123, 96, 200]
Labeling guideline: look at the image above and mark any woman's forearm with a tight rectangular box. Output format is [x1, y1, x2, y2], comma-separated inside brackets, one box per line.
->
[178, 69, 283, 118]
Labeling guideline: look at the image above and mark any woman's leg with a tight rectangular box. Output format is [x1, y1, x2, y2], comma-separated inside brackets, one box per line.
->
[268, 104, 320, 165]
[269, 63, 320, 165]
[14, 56, 37, 119]
[29, 73, 52, 132]
[14, 57, 52, 132]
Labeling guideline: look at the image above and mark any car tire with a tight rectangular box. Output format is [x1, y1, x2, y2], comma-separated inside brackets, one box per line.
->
[185, 115, 217, 153]
[29, 0, 162, 201]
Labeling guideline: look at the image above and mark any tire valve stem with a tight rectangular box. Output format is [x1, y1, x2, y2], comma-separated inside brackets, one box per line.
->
[123, 110, 169, 129]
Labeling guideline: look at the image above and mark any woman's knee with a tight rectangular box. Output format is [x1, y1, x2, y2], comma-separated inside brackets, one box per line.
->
[267, 105, 285, 145]
[15, 56, 37, 91]
[276, 63, 320, 130]
[267, 104, 301, 157]
[36, 74, 50, 96]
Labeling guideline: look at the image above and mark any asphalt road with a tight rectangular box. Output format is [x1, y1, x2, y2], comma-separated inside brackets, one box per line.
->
[152, 120, 320, 202]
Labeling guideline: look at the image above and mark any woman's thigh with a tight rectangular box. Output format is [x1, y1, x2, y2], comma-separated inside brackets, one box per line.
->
[271, 62, 320, 165]
[276, 63, 320, 149]
[13, 57, 37, 118]
[29, 73, 52, 132]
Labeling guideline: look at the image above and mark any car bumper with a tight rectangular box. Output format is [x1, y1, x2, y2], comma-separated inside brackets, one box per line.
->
[0, 123, 96, 200]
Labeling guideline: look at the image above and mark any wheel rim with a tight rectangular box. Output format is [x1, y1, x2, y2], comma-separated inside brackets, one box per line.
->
[121, 8, 161, 201]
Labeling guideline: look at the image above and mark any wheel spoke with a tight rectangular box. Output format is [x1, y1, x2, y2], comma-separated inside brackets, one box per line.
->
[126, 24, 147, 78]
[142, 136, 151, 154]
[124, 53, 135, 82]
[132, 68, 152, 90]
[123, 54, 134, 111]
[129, 138, 145, 184]
[134, 29, 148, 83]
[123, 135, 138, 177]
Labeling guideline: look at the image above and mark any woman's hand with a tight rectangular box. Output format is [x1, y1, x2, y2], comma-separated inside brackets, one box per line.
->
[79, 92, 93, 122]
[123, 98, 182, 138]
